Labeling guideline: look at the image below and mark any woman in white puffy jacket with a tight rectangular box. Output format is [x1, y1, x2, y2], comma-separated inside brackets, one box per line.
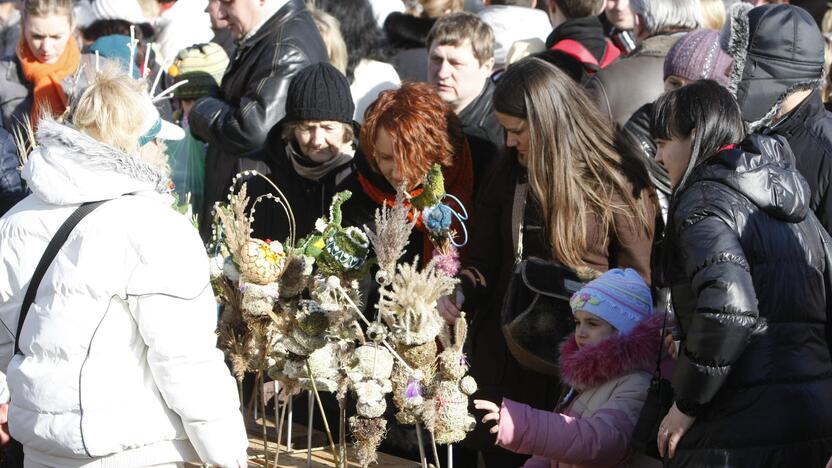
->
[0, 67, 249, 467]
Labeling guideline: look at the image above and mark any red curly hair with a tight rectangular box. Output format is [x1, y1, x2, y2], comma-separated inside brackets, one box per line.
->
[360, 81, 463, 188]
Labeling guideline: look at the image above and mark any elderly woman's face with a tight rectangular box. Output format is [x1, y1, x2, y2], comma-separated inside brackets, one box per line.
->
[293, 121, 349, 163]
[23, 13, 73, 64]
[374, 127, 408, 189]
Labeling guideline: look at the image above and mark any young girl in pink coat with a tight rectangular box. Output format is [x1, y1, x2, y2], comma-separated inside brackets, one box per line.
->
[475, 268, 664, 468]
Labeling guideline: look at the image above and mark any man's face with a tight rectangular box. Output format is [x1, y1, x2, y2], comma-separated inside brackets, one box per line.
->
[428, 40, 494, 114]
[206, 0, 229, 30]
[605, 0, 636, 30]
[218, 0, 263, 40]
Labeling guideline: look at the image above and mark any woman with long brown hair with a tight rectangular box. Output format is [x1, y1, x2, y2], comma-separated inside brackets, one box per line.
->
[439, 57, 657, 467]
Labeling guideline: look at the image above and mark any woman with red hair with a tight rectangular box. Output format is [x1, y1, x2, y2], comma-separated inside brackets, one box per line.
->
[340, 81, 474, 265]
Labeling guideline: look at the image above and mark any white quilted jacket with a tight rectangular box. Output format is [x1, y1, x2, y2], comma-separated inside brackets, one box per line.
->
[0, 120, 248, 467]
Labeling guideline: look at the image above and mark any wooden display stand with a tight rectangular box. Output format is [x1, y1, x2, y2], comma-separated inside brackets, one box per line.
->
[246, 417, 421, 468]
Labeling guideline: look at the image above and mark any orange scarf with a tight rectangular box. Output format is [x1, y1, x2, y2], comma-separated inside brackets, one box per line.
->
[358, 139, 474, 265]
[17, 36, 80, 128]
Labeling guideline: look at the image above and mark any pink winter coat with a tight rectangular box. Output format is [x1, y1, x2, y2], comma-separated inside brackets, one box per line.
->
[495, 313, 666, 468]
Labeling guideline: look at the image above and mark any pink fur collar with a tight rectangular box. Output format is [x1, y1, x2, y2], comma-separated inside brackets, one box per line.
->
[559, 313, 666, 391]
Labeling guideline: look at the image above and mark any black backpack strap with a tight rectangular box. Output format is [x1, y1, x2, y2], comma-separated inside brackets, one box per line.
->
[14, 200, 107, 355]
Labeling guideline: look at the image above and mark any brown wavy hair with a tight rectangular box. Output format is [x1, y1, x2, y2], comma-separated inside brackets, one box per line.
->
[360, 81, 461, 188]
[494, 58, 655, 278]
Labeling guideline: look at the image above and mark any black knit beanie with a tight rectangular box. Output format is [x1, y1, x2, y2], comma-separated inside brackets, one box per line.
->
[281, 62, 355, 125]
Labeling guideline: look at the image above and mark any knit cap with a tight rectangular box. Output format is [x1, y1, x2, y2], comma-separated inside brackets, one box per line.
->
[91, 0, 146, 24]
[664, 29, 733, 86]
[88, 35, 139, 79]
[168, 43, 230, 100]
[569, 268, 652, 335]
[280, 62, 354, 126]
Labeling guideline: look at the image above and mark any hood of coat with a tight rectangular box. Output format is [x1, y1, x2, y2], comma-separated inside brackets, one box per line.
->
[559, 312, 665, 391]
[21, 118, 170, 206]
[685, 134, 810, 223]
[721, 3, 825, 132]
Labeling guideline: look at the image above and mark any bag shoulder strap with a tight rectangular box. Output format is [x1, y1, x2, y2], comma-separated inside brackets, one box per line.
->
[14, 200, 107, 355]
[511, 181, 528, 264]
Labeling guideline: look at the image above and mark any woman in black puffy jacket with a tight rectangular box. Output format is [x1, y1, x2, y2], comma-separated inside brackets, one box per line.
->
[652, 80, 832, 466]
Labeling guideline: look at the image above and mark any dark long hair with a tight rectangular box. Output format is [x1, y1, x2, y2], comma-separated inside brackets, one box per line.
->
[650, 79, 745, 192]
[494, 57, 655, 278]
[313, 0, 389, 82]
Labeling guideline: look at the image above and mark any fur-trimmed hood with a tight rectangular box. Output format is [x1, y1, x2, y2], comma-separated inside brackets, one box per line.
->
[558, 312, 666, 391]
[21, 118, 170, 206]
[720, 3, 825, 132]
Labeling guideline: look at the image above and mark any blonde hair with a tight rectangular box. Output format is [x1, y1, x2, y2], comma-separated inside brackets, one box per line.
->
[823, 7, 832, 35]
[307, 5, 348, 74]
[698, 0, 725, 30]
[72, 66, 147, 154]
[22, 0, 74, 23]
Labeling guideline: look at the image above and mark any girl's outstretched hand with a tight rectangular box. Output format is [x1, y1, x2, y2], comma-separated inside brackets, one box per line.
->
[473, 399, 501, 434]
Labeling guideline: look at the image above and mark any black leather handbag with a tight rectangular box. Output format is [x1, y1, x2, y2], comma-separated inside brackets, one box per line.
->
[500, 258, 583, 376]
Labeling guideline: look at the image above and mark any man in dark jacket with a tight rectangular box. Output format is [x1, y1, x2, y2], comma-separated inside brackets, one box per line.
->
[584, 0, 700, 125]
[189, 0, 328, 238]
[535, 0, 622, 83]
[721, 3, 832, 234]
[427, 12, 503, 190]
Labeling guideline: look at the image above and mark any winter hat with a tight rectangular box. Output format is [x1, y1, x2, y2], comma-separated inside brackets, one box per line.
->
[664, 29, 733, 86]
[167, 43, 230, 100]
[88, 35, 139, 79]
[279, 62, 355, 126]
[720, 3, 825, 131]
[91, 0, 147, 24]
[569, 268, 652, 335]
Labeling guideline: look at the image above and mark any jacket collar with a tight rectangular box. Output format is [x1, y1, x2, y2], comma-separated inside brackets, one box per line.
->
[22, 118, 169, 205]
[558, 312, 665, 391]
[765, 88, 825, 138]
[457, 79, 494, 123]
[545, 16, 608, 54]
[238, 0, 303, 50]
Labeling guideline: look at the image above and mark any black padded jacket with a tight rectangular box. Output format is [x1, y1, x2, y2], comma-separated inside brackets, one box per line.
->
[662, 134, 832, 466]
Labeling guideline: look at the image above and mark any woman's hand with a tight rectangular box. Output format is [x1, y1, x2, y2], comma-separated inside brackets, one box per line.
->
[437, 286, 465, 324]
[473, 399, 501, 434]
[657, 403, 695, 459]
[0, 403, 9, 446]
[663, 329, 679, 360]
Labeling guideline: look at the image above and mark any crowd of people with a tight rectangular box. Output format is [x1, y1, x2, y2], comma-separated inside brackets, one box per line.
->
[0, 0, 830, 467]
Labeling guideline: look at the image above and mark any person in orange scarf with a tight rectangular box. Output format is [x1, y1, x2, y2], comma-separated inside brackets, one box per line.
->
[338, 81, 474, 268]
[0, 0, 80, 133]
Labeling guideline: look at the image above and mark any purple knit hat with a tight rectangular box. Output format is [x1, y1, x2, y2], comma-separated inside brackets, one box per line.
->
[663, 29, 733, 86]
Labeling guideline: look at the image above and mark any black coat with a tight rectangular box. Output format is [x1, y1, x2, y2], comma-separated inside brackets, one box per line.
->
[663, 135, 832, 466]
[189, 0, 328, 238]
[457, 80, 504, 193]
[458, 155, 556, 462]
[762, 90, 832, 234]
[237, 125, 356, 244]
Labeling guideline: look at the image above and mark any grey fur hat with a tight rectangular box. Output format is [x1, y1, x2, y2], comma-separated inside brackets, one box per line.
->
[720, 3, 825, 132]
